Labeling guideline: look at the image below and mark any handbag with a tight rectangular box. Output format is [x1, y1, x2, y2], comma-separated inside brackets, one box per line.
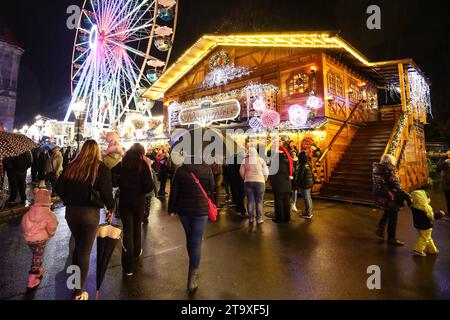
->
[191, 173, 218, 222]
[89, 184, 105, 208]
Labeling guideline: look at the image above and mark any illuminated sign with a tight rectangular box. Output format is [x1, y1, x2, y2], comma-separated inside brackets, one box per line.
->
[178, 99, 241, 127]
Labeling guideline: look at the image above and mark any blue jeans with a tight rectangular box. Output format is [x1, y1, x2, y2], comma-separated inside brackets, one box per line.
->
[244, 182, 266, 221]
[300, 188, 313, 215]
[179, 216, 208, 270]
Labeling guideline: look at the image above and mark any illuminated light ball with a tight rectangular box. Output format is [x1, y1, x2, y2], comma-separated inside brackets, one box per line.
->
[158, 7, 174, 21]
[306, 95, 322, 110]
[289, 104, 309, 127]
[146, 70, 159, 83]
[253, 99, 266, 112]
[249, 117, 263, 131]
[261, 110, 281, 130]
[154, 37, 172, 52]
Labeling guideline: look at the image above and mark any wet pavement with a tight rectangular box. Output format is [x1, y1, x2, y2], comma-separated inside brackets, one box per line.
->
[0, 188, 449, 300]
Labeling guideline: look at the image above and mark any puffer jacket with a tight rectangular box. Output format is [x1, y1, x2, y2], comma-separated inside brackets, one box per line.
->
[410, 190, 445, 230]
[373, 162, 411, 210]
[168, 163, 215, 216]
[437, 158, 450, 191]
[22, 205, 58, 242]
[295, 151, 315, 189]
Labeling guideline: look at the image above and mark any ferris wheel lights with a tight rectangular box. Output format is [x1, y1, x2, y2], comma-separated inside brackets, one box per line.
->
[68, 0, 178, 131]
[72, 101, 87, 118]
[89, 25, 99, 49]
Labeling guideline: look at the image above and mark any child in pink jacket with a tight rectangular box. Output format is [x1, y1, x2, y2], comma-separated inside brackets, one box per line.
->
[22, 189, 58, 289]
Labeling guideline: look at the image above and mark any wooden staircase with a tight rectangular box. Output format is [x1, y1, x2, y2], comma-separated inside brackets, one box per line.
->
[321, 120, 395, 204]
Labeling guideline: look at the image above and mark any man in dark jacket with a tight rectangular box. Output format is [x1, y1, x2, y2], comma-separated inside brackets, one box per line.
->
[373, 154, 412, 246]
[296, 151, 315, 219]
[6, 151, 33, 206]
[270, 147, 293, 223]
[37, 150, 49, 183]
[228, 154, 247, 217]
[31, 147, 40, 184]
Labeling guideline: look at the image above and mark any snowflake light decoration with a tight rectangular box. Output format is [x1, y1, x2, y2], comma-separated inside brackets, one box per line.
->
[202, 64, 251, 88]
[409, 71, 432, 116]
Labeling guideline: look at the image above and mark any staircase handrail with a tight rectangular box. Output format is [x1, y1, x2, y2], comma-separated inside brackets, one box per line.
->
[316, 99, 366, 165]
[383, 111, 409, 165]
[383, 113, 404, 156]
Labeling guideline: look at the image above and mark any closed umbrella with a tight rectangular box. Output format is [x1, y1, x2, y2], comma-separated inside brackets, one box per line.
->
[96, 221, 122, 300]
[0, 132, 40, 158]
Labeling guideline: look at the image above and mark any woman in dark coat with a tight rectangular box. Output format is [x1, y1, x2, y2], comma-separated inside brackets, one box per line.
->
[56, 140, 114, 300]
[168, 158, 215, 294]
[269, 146, 293, 223]
[373, 154, 411, 246]
[296, 151, 315, 219]
[112, 143, 154, 276]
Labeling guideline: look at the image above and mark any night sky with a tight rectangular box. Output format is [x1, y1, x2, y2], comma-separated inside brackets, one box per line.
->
[1, 0, 450, 140]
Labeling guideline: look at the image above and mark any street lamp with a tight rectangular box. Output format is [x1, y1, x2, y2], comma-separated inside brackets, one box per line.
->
[72, 101, 86, 151]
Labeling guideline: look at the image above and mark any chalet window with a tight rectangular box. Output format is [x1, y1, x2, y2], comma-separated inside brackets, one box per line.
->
[287, 71, 310, 96]
[348, 80, 362, 103]
[327, 70, 344, 97]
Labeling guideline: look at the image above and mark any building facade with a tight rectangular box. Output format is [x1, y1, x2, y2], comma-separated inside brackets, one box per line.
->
[144, 32, 431, 203]
[0, 36, 24, 131]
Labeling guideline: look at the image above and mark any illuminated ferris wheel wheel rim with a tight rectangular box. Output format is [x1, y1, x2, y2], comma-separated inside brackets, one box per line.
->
[67, 0, 178, 133]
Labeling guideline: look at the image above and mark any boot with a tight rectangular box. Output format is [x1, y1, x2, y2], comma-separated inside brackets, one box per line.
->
[188, 269, 199, 294]
[27, 274, 41, 289]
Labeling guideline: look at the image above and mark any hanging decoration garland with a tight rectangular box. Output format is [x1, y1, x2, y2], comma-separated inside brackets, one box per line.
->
[408, 71, 432, 117]
[180, 83, 279, 109]
[388, 100, 411, 155]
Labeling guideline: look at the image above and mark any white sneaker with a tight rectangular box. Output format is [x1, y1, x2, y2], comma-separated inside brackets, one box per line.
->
[291, 204, 298, 213]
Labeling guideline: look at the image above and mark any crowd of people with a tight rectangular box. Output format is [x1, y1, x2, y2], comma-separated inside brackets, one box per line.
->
[12, 135, 450, 300]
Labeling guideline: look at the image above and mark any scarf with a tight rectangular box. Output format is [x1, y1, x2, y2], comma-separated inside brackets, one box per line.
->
[279, 146, 293, 178]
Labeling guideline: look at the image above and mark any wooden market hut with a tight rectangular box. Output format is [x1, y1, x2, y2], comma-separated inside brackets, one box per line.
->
[143, 32, 430, 204]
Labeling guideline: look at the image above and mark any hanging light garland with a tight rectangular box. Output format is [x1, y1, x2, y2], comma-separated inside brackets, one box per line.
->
[388, 100, 411, 155]
[179, 83, 279, 109]
[408, 71, 432, 117]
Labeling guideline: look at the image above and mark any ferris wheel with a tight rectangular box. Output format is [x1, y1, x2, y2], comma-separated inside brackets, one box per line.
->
[65, 0, 178, 137]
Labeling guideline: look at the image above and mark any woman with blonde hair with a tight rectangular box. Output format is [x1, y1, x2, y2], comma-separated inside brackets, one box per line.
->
[56, 140, 114, 300]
